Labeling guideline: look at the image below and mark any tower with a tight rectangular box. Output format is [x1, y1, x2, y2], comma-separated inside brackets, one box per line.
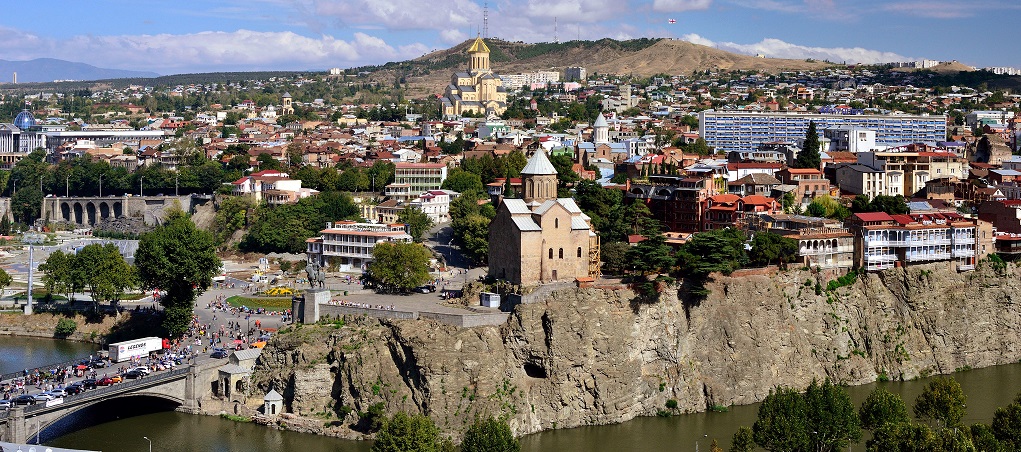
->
[467, 36, 490, 73]
[281, 92, 293, 116]
[520, 149, 558, 205]
[592, 114, 609, 145]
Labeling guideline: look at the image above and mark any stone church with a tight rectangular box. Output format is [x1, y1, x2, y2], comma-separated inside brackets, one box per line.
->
[488, 150, 600, 286]
[439, 37, 508, 118]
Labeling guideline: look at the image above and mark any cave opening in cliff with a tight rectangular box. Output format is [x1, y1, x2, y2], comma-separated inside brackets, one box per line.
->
[523, 362, 548, 378]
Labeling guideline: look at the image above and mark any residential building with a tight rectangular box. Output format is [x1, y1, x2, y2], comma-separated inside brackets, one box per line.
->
[847, 212, 977, 272]
[702, 194, 781, 230]
[564, 67, 587, 82]
[231, 170, 318, 204]
[500, 71, 560, 90]
[750, 213, 854, 270]
[776, 167, 831, 200]
[699, 111, 947, 154]
[823, 127, 876, 153]
[488, 150, 599, 285]
[626, 174, 722, 233]
[305, 221, 412, 272]
[439, 37, 508, 118]
[393, 162, 448, 193]
[408, 190, 459, 223]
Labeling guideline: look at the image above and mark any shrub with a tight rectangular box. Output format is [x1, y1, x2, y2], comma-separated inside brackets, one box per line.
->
[54, 318, 77, 337]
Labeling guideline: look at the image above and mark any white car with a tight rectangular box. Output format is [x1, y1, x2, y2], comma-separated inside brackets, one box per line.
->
[0, 399, 10, 409]
[31, 393, 55, 402]
[130, 366, 152, 375]
[46, 389, 68, 398]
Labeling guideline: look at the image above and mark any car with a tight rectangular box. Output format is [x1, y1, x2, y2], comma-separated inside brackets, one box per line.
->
[210, 349, 229, 359]
[12, 395, 35, 405]
[130, 366, 151, 375]
[47, 389, 68, 398]
[31, 393, 55, 402]
[96, 377, 115, 386]
[90, 359, 108, 368]
[109, 375, 123, 384]
[81, 379, 97, 389]
[65, 384, 84, 395]
[122, 370, 144, 379]
[0, 399, 10, 409]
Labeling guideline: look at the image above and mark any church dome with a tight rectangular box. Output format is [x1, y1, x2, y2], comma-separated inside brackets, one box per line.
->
[14, 109, 35, 130]
[521, 149, 557, 175]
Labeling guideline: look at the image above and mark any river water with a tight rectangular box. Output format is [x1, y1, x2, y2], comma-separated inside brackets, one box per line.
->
[4, 336, 1019, 452]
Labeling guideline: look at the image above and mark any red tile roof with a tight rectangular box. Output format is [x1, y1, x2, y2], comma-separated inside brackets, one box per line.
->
[853, 212, 895, 222]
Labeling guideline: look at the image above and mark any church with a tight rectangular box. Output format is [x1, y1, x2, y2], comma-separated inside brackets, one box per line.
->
[439, 37, 508, 118]
[488, 150, 600, 286]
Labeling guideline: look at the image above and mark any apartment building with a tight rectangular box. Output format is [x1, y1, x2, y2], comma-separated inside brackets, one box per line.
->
[838, 146, 967, 198]
[305, 221, 412, 272]
[699, 111, 947, 154]
[749, 213, 854, 270]
[847, 212, 977, 272]
[393, 162, 448, 193]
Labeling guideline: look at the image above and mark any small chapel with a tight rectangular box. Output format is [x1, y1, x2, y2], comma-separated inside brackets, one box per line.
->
[488, 150, 600, 286]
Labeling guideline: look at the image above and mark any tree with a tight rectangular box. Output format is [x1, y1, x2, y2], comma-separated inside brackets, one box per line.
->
[461, 417, 520, 452]
[398, 207, 434, 243]
[676, 228, 749, 296]
[972, 423, 1003, 452]
[752, 386, 809, 452]
[600, 242, 630, 275]
[627, 231, 674, 275]
[370, 412, 445, 452]
[0, 267, 11, 300]
[914, 377, 967, 428]
[684, 137, 713, 156]
[366, 242, 431, 293]
[794, 120, 821, 169]
[992, 394, 1021, 447]
[441, 169, 484, 196]
[804, 379, 861, 452]
[860, 387, 910, 431]
[550, 154, 578, 189]
[256, 153, 281, 171]
[867, 422, 938, 452]
[76, 244, 135, 308]
[729, 426, 754, 452]
[450, 193, 495, 265]
[749, 231, 799, 267]
[135, 210, 221, 336]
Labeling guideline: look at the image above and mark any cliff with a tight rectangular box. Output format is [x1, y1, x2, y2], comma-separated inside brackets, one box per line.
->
[250, 261, 1021, 438]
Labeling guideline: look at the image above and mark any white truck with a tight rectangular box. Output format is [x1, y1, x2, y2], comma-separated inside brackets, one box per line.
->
[108, 337, 163, 363]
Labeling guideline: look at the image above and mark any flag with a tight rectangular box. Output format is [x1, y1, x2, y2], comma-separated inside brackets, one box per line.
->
[668, 19, 676, 24]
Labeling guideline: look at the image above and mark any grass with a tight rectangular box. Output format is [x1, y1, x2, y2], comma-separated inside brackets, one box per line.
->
[226, 295, 294, 311]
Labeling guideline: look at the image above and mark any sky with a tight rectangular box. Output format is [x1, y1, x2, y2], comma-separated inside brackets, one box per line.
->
[1, 0, 1019, 75]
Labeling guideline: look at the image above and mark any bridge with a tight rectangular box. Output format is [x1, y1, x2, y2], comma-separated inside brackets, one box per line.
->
[39, 195, 199, 227]
[0, 360, 221, 444]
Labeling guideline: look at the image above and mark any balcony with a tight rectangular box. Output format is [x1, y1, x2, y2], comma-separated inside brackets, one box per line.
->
[954, 237, 976, 245]
[866, 253, 898, 263]
[905, 252, 952, 262]
[953, 249, 976, 258]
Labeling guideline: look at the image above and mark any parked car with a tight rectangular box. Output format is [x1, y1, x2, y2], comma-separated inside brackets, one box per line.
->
[96, 377, 115, 386]
[12, 395, 35, 405]
[0, 399, 11, 409]
[46, 389, 68, 398]
[109, 375, 123, 384]
[130, 366, 151, 376]
[65, 384, 84, 395]
[210, 349, 229, 359]
[122, 370, 144, 379]
[81, 378, 97, 389]
[31, 393, 55, 402]
[90, 359, 108, 368]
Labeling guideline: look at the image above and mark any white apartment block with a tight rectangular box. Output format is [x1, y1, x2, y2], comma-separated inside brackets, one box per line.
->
[849, 212, 977, 272]
[408, 190, 459, 223]
[305, 221, 412, 272]
[500, 71, 560, 89]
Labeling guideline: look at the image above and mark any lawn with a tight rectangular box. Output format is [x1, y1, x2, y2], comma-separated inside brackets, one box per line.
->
[225, 295, 294, 311]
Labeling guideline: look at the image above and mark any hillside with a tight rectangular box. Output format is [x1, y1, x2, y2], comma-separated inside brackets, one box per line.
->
[398, 37, 834, 95]
[0, 58, 158, 83]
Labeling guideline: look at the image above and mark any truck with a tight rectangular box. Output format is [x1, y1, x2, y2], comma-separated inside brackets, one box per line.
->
[108, 337, 163, 363]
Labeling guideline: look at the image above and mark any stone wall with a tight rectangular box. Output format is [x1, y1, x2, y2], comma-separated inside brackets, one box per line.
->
[253, 261, 1021, 438]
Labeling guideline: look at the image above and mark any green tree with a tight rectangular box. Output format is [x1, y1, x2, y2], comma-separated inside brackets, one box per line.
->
[370, 412, 445, 452]
[676, 228, 748, 297]
[794, 120, 821, 169]
[76, 244, 135, 308]
[461, 417, 520, 452]
[627, 230, 674, 275]
[600, 241, 630, 275]
[684, 137, 713, 156]
[749, 231, 799, 267]
[256, 153, 281, 171]
[867, 422, 937, 452]
[752, 386, 809, 452]
[450, 193, 495, 265]
[992, 394, 1021, 447]
[729, 426, 754, 452]
[366, 242, 431, 293]
[860, 387, 910, 431]
[0, 267, 11, 300]
[804, 379, 861, 452]
[549, 154, 578, 189]
[971, 423, 1003, 452]
[398, 207, 434, 243]
[135, 210, 221, 336]
[914, 377, 967, 428]
[441, 169, 484, 196]
[0, 216, 11, 235]
[213, 196, 255, 245]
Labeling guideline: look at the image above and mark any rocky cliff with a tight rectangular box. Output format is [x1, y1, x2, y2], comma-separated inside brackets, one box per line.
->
[250, 261, 1021, 438]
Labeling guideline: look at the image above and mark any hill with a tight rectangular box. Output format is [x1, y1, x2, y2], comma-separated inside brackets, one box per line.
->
[391, 38, 835, 96]
[0, 58, 159, 83]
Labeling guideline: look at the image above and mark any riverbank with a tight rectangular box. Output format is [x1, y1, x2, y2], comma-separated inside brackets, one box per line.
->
[0, 311, 123, 344]
[245, 260, 1019, 440]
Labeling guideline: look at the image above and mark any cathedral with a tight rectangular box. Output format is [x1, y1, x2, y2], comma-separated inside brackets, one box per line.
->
[488, 150, 600, 286]
[439, 37, 508, 118]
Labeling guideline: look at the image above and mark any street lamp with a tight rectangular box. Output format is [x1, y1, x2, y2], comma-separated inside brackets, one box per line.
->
[11, 179, 16, 196]
[143, 436, 152, 452]
[139, 175, 144, 197]
[98, 174, 104, 197]
[174, 172, 179, 197]
[65, 175, 70, 198]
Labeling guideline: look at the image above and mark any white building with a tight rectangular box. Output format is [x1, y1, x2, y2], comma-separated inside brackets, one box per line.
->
[408, 190, 460, 223]
[500, 71, 560, 90]
[231, 170, 318, 204]
[305, 221, 412, 272]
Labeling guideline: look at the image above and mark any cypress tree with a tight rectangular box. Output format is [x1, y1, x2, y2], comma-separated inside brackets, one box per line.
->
[795, 121, 821, 169]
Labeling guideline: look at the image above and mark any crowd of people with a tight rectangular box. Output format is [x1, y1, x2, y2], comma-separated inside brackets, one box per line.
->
[326, 299, 397, 311]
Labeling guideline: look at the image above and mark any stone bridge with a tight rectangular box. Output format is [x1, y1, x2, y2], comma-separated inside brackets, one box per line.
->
[0, 360, 220, 444]
[39, 195, 197, 227]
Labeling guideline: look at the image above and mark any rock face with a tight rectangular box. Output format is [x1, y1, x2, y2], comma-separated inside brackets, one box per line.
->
[252, 261, 1021, 437]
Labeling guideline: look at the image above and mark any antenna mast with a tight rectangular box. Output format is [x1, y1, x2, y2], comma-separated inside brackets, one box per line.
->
[483, 1, 489, 39]
[554, 17, 558, 43]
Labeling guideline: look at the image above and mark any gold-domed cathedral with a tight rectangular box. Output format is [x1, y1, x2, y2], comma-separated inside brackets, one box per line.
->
[439, 37, 508, 118]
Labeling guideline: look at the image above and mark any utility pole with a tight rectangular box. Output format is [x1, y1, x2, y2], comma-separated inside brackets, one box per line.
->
[483, 1, 488, 39]
[98, 174, 104, 198]
[139, 175, 144, 197]
[65, 175, 70, 198]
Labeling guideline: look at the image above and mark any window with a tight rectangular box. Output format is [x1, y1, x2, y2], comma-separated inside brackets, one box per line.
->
[555, 218, 559, 228]
[577, 247, 582, 257]
[559, 248, 564, 259]
[549, 248, 553, 259]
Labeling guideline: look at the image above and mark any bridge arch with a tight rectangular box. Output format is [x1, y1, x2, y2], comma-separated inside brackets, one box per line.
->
[99, 201, 110, 220]
[73, 202, 83, 224]
[60, 202, 71, 222]
[32, 392, 184, 443]
[113, 201, 123, 218]
[85, 202, 97, 225]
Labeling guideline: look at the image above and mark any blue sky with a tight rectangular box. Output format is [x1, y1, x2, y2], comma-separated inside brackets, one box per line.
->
[1, 0, 1018, 75]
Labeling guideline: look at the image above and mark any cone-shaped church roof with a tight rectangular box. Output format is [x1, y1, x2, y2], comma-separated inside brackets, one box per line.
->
[521, 149, 557, 175]
[467, 36, 490, 53]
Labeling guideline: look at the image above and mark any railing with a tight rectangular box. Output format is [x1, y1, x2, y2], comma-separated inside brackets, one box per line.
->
[953, 249, 976, 258]
[866, 254, 898, 263]
[954, 238, 976, 245]
[1, 355, 94, 383]
[906, 252, 952, 262]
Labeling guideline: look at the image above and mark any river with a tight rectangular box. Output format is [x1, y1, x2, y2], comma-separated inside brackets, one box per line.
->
[4, 336, 1019, 451]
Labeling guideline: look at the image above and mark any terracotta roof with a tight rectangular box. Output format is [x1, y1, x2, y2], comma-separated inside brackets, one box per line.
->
[853, 212, 895, 222]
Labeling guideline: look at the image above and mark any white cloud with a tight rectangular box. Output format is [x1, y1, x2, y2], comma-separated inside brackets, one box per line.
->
[1, 28, 430, 73]
[516, 0, 628, 22]
[440, 29, 469, 45]
[680, 33, 911, 64]
[310, 0, 481, 31]
[652, 0, 713, 12]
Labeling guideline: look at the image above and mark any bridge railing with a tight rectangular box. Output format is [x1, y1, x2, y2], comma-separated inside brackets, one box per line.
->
[20, 366, 191, 416]
[1, 356, 94, 383]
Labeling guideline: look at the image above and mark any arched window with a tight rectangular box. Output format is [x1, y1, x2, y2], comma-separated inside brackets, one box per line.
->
[555, 218, 559, 228]
[577, 247, 582, 258]
[559, 248, 564, 259]
[549, 248, 554, 259]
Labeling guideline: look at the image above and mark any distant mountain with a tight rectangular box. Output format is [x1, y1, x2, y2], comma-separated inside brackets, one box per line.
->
[0, 58, 159, 83]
